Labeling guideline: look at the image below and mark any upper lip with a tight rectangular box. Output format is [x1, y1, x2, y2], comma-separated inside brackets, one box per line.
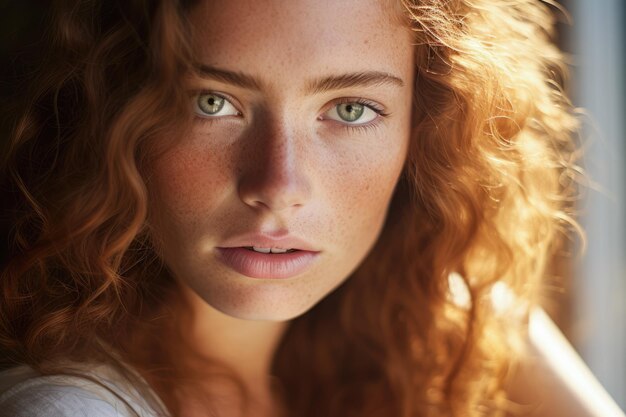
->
[217, 232, 320, 252]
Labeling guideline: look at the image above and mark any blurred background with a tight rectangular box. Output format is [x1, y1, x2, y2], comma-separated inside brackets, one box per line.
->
[0, 0, 625, 411]
[557, 0, 626, 410]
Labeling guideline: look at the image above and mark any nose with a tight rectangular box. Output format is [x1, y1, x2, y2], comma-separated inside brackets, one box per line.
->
[237, 117, 312, 212]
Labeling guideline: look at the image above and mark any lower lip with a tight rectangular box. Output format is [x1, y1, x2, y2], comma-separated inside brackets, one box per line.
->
[215, 247, 320, 279]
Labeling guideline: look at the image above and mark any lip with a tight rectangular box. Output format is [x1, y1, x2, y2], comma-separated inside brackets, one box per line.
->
[218, 233, 319, 252]
[216, 233, 321, 279]
[216, 247, 320, 279]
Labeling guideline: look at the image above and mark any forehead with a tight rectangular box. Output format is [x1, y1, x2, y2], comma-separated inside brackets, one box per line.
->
[187, 0, 413, 86]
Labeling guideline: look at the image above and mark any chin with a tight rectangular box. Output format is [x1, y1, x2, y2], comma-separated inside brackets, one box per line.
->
[214, 304, 308, 322]
[196, 277, 329, 322]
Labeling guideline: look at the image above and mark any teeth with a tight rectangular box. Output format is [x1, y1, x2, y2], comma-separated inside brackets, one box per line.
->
[250, 246, 292, 254]
[252, 246, 271, 253]
[270, 248, 289, 254]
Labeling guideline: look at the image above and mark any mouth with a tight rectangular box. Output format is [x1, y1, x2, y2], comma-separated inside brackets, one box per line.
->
[242, 246, 299, 254]
[217, 232, 319, 253]
[215, 247, 320, 279]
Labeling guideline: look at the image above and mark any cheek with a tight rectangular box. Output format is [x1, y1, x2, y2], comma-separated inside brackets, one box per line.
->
[324, 135, 408, 247]
[147, 140, 232, 232]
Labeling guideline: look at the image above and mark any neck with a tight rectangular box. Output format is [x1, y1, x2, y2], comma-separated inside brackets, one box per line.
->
[175, 283, 288, 405]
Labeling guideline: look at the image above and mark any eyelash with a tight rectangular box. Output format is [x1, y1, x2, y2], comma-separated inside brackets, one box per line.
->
[191, 92, 390, 133]
[329, 97, 390, 134]
[192, 90, 241, 118]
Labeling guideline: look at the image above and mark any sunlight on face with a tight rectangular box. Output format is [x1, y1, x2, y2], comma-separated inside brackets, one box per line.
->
[147, 0, 415, 321]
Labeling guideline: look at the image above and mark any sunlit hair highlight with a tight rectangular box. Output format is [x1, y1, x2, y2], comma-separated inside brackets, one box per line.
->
[0, 1, 580, 417]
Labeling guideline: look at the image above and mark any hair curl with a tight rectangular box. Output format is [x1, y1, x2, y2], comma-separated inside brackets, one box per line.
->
[0, 1, 580, 416]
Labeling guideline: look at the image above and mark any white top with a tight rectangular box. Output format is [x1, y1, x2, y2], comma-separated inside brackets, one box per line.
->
[0, 363, 166, 417]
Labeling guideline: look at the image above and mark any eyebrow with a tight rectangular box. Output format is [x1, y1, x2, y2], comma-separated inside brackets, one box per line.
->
[305, 71, 405, 94]
[195, 65, 405, 94]
[196, 65, 263, 90]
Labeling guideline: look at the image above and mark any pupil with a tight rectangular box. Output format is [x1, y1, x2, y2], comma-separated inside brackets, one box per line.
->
[337, 102, 363, 122]
[198, 94, 224, 115]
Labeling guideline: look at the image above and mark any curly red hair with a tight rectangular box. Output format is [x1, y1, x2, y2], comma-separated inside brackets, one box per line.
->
[0, 1, 580, 416]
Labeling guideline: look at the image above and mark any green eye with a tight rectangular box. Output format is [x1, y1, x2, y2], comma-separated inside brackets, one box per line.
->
[324, 101, 380, 125]
[193, 93, 239, 117]
[197, 94, 225, 115]
[336, 103, 365, 122]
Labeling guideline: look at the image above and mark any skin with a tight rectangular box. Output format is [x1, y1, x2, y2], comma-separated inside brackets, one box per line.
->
[140, 2, 626, 416]
[145, 0, 415, 414]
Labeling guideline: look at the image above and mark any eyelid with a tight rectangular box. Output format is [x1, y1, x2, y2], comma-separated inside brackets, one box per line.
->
[320, 98, 388, 125]
[192, 90, 243, 118]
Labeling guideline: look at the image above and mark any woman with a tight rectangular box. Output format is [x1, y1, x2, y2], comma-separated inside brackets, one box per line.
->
[0, 0, 609, 416]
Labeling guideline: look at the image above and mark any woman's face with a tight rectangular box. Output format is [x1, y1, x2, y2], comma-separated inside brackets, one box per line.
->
[147, 0, 415, 321]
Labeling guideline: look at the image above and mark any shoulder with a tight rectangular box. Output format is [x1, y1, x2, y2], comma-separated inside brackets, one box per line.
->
[505, 308, 625, 417]
[0, 374, 128, 417]
[0, 365, 161, 417]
